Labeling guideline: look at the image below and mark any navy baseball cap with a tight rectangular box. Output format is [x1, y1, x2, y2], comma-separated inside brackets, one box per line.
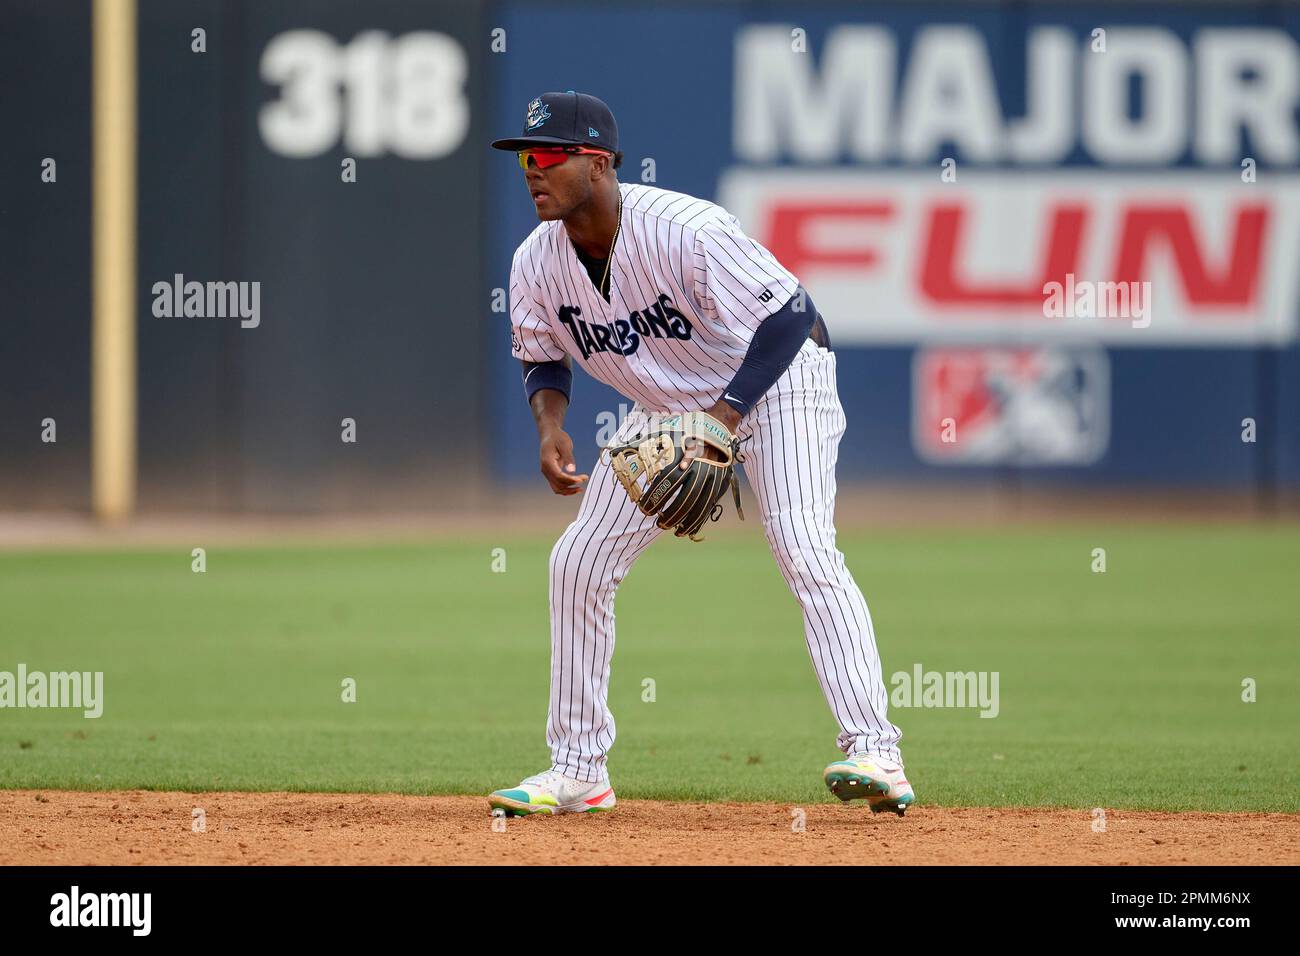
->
[490, 91, 619, 154]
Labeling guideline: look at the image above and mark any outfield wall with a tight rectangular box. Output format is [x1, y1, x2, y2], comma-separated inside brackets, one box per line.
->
[1, 0, 1297, 512]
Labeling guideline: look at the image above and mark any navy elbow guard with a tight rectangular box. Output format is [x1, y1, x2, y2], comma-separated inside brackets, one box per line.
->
[523, 361, 573, 404]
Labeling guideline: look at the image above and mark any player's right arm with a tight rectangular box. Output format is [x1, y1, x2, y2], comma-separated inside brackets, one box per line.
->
[511, 247, 589, 496]
[523, 358, 588, 495]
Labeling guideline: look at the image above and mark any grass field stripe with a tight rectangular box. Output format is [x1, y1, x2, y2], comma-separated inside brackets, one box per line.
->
[1, 531, 1296, 811]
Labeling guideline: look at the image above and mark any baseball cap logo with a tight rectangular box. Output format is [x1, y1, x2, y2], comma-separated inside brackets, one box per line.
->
[588, 127, 599, 137]
[525, 97, 551, 131]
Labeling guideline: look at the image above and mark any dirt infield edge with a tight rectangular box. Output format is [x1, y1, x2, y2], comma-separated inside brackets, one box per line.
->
[2, 789, 1297, 866]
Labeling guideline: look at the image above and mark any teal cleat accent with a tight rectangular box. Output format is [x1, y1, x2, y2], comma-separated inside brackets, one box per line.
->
[823, 754, 916, 817]
[486, 769, 616, 817]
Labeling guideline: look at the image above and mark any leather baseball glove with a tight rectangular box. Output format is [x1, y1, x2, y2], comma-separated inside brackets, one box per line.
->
[602, 411, 744, 541]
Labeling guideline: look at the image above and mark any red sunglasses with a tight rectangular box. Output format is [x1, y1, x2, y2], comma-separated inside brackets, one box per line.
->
[517, 145, 610, 170]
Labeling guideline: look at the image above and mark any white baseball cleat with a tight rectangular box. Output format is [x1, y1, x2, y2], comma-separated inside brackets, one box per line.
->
[488, 769, 617, 817]
[823, 753, 915, 816]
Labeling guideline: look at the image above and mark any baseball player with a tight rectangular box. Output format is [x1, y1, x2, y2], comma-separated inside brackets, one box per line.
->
[487, 92, 913, 817]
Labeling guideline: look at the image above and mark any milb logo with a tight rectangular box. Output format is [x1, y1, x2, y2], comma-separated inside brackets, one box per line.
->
[913, 347, 1109, 466]
[558, 294, 694, 359]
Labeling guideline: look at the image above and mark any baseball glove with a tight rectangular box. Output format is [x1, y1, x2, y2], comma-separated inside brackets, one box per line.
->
[601, 411, 744, 541]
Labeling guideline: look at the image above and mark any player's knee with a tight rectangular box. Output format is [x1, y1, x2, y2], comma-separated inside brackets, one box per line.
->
[765, 511, 835, 553]
[765, 517, 842, 590]
[548, 525, 619, 588]
[782, 549, 838, 592]
[548, 527, 581, 579]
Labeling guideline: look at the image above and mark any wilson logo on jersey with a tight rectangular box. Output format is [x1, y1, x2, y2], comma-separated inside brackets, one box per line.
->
[558, 293, 694, 359]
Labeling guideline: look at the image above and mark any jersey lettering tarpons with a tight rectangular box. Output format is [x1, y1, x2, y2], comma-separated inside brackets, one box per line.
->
[557, 295, 694, 359]
[508, 182, 802, 410]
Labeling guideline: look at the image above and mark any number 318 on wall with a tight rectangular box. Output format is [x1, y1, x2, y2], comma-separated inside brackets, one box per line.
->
[259, 30, 468, 159]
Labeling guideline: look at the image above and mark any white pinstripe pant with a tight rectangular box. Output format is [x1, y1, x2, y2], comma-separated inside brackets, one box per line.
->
[547, 346, 901, 783]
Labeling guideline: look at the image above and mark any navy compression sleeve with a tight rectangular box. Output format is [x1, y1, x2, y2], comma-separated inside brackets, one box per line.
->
[718, 287, 820, 417]
[522, 359, 572, 404]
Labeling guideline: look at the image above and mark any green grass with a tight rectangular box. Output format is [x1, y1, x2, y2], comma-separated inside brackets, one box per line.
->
[0, 524, 1296, 812]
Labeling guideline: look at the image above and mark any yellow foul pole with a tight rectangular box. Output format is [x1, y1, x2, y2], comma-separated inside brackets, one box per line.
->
[92, 0, 138, 522]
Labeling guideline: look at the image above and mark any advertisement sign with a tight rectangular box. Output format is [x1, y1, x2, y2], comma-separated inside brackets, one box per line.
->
[720, 171, 1300, 345]
[718, 22, 1300, 346]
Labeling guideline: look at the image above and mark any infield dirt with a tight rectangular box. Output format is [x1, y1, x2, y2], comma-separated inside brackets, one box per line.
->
[2, 790, 1296, 866]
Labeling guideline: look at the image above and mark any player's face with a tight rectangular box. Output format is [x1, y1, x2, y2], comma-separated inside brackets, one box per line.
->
[523, 154, 598, 221]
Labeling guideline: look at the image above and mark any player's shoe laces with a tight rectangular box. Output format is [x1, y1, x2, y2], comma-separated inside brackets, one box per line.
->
[823, 753, 915, 816]
[488, 769, 616, 817]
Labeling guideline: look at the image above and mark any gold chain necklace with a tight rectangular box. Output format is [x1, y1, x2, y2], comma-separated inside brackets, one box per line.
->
[598, 190, 623, 300]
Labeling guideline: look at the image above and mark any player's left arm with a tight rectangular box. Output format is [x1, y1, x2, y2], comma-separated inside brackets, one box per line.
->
[705, 289, 821, 430]
[691, 215, 821, 433]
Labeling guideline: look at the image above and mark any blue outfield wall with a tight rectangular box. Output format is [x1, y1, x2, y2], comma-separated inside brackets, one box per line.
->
[487, 3, 1300, 490]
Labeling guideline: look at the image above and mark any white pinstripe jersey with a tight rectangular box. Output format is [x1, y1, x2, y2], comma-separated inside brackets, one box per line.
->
[508, 182, 804, 412]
